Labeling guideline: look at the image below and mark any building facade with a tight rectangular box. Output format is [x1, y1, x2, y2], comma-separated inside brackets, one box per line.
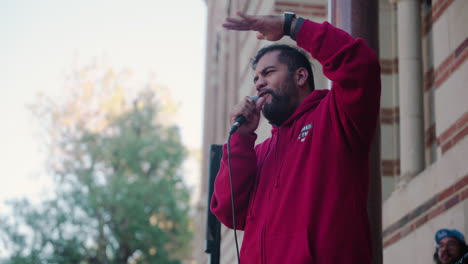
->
[194, 0, 467, 263]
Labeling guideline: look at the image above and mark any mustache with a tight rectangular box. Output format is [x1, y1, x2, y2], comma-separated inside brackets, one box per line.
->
[260, 89, 280, 100]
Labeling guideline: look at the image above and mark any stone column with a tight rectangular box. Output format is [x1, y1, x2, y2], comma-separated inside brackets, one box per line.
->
[330, 1, 382, 263]
[396, 0, 425, 184]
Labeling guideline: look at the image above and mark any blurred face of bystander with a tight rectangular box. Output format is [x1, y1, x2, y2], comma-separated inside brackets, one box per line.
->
[437, 237, 463, 264]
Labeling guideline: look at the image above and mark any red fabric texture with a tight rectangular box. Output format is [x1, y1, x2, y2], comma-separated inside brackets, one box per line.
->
[211, 20, 381, 263]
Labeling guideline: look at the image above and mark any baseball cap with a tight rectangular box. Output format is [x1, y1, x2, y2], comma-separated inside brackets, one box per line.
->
[435, 228, 465, 244]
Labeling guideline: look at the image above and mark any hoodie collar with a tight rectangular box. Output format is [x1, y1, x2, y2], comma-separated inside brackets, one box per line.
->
[270, 89, 328, 133]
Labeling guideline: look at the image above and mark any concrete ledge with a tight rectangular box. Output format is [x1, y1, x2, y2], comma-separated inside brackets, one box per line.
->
[383, 136, 468, 229]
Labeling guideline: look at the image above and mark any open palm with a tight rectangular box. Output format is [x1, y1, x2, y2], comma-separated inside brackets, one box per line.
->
[222, 12, 284, 41]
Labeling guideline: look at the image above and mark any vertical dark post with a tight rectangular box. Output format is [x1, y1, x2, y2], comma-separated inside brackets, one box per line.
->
[368, 124, 383, 264]
[205, 145, 223, 264]
[330, 1, 382, 264]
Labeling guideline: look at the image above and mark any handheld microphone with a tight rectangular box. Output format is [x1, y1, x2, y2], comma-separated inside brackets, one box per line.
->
[229, 96, 259, 135]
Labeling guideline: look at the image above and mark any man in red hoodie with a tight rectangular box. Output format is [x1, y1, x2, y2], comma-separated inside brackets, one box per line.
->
[211, 12, 381, 263]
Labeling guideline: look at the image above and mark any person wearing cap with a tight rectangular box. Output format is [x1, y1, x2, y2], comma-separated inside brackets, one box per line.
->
[434, 228, 468, 264]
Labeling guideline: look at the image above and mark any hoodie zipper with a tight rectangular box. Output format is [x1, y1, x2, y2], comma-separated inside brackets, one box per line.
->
[263, 129, 282, 264]
[261, 133, 279, 264]
[274, 128, 283, 188]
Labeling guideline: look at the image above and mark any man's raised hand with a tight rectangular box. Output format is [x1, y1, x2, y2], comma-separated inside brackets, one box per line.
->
[222, 12, 285, 41]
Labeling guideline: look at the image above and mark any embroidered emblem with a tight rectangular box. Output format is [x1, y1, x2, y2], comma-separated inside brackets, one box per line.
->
[297, 123, 313, 142]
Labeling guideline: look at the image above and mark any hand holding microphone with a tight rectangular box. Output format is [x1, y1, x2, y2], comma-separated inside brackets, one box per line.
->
[229, 96, 265, 135]
[226, 95, 265, 263]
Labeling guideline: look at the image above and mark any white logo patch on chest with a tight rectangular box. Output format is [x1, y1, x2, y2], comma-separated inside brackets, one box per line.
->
[297, 123, 313, 142]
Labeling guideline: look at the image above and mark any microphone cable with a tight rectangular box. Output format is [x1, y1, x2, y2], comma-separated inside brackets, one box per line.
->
[227, 132, 241, 264]
[226, 96, 258, 264]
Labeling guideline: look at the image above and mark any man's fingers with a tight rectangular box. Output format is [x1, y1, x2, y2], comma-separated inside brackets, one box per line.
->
[223, 15, 254, 31]
[244, 97, 259, 120]
[225, 17, 246, 24]
[223, 17, 251, 30]
[237, 11, 256, 22]
[245, 96, 257, 110]
[256, 32, 265, 39]
[223, 23, 251, 31]
[223, 12, 261, 32]
[256, 97, 266, 112]
[231, 97, 256, 122]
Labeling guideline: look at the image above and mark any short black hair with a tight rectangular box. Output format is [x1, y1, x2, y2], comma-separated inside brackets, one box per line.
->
[252, 44, 315, 91]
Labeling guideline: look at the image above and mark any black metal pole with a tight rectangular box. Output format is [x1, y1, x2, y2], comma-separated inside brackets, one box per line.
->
[205, 145, 223, 264]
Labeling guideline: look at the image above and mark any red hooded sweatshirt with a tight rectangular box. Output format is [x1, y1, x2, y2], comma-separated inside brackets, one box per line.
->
[211, 20, 381, 263]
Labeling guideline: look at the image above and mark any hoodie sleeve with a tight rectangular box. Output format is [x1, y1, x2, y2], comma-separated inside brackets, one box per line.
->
[297, 20, 381, 150]
[210, 132, 258, 230]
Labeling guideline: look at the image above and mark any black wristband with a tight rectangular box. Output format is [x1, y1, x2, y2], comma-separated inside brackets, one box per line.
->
[291, 17, 305, 40]
[283, 12, 296, 36]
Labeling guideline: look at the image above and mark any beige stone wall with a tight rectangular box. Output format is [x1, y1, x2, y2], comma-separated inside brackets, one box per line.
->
[382, 0, 468, 262]
[195, 0, 467, 263]
[380, 0, 400, 200]
[384, 201, 467, 263]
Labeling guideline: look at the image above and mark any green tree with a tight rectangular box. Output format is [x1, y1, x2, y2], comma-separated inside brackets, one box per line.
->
[0, 61, 192, 263]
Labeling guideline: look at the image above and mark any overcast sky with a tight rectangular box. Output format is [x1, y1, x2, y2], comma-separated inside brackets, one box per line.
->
[0, 0, 207, 214]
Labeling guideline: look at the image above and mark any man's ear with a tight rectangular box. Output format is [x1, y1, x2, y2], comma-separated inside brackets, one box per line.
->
[295, 67, 309, 88]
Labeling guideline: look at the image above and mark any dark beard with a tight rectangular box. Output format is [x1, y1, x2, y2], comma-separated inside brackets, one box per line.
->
[261, 78, 299, 127]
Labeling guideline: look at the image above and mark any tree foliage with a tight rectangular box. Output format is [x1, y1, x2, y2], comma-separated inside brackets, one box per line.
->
[0, 61, 192, 263]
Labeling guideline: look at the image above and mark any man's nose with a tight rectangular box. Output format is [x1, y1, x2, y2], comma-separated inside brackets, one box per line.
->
[255, 77, 267, 91]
